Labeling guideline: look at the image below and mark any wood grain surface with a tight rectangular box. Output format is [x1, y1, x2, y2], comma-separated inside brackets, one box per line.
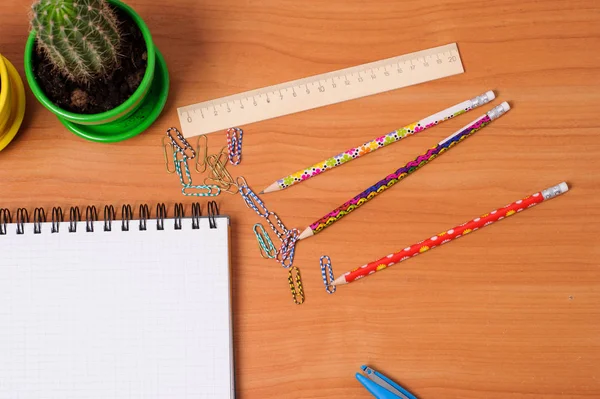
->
[1, 0, 600, 397]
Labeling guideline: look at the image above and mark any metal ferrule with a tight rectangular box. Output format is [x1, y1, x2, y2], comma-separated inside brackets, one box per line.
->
[487, 104, 508, 120]
[470, 92, 492, 108]
[542, 184, 566, 200]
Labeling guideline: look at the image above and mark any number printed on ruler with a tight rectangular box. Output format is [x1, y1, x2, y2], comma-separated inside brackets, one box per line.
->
[178, 43, 464, 137]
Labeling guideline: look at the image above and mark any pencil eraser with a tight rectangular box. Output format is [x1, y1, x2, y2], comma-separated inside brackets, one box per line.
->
[500, 101, 510, 112]
[559, 182, 569, 193]
[486, 90, 495, 101]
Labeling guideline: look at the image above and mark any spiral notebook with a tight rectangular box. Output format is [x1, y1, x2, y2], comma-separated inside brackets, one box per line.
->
[0, 202, 234, 399]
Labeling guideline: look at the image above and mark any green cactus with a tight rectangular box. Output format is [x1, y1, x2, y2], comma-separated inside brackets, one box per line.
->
[30, 0, 121, 83]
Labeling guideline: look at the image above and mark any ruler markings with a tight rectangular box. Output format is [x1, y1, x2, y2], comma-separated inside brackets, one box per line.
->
[178, 43, 463, 137]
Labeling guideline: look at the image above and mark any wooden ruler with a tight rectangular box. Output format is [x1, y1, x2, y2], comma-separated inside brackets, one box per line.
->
[177, 43, 463, 137]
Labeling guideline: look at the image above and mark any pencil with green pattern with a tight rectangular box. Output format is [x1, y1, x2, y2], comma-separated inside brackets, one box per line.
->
[260, 91, 495, 194]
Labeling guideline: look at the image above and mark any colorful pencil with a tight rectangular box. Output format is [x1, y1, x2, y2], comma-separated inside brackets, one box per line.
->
[331, 182, 569, 286]
[260, 91, 495, 194]
[298, 102, 511, 241]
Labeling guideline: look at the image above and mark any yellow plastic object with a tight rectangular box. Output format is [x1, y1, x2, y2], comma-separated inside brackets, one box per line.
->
[0, 54, 26, 152]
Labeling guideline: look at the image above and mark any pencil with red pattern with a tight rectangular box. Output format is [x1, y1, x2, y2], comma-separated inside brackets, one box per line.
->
[331, 182, 569, 286]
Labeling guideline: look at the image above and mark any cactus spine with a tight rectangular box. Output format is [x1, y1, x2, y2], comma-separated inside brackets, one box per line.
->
[30, 0, 121, 83]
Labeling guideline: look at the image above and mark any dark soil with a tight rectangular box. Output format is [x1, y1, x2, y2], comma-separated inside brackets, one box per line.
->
[32, 6, 147, 114]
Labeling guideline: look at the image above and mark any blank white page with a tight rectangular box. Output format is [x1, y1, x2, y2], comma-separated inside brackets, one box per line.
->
[0, 216, 234, 399]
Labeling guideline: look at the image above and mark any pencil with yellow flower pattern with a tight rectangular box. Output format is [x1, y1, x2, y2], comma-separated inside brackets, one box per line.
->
[260, 91, 495, 194]
[331, 182, 570, 286]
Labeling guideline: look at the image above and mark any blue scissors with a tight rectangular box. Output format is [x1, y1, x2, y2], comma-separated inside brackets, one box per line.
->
[356, 365, 418, 399]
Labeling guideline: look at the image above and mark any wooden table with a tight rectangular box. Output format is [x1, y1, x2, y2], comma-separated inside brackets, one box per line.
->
[1, 0, 599, 397]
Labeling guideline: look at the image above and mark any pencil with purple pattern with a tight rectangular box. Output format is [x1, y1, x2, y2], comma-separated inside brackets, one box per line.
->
[298, 102, 510, 241]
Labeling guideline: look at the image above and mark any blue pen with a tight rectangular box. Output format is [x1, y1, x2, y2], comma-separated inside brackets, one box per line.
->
[356, 365, 418, 399]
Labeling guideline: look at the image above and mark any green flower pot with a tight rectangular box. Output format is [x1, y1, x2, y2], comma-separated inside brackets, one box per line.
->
[24, 0, 169, 143]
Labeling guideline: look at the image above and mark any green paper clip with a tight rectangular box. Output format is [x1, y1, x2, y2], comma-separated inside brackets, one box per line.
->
[182, 185, 221, 197]
[253, 223, 277, 259]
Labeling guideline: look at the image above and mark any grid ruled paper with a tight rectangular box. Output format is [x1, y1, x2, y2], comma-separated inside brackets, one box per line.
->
[0, 217, 234, 399]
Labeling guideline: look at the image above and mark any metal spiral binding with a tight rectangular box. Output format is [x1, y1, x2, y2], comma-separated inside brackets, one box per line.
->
[33, 208, 46, 234]
[191, 202, 201, 229]
[85, 206, 98, 232]
[207, 200, 219, 229]
[0, 209, 11, 234]
[139, 204, 150, 231]
[121, 205, 132, 231]
[104, 205, 115, 232]
[156, 203, 167, 231]
[0, 208, 12, 235]
[174, 203, 184, 230]
[51, 207, 63, 233]
[69, 207, 81, 233]
[16, 208, 29, 235]
[0, 203, 222, 234]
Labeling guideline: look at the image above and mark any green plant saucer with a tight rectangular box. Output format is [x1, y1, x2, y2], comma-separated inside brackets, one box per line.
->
[57, 50, 169, 143]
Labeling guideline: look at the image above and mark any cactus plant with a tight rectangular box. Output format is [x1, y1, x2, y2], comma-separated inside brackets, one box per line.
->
[25, 0, 170, 142]
[30, 0, 121, 83]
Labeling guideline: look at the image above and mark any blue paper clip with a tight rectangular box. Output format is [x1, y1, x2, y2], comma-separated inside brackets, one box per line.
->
[356, 365, 418, 399]
[320, 255, 336, 294]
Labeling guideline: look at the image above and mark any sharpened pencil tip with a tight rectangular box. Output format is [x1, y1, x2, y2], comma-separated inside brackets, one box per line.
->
[297, 227, 314, 241]
[261, 182, 281, 194]
[331, 275, 347, 286]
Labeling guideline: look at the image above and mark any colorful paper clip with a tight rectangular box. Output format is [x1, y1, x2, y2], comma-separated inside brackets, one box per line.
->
[320, 255, 336, 294]
[166, 127, 196, 159]
[288, 266, 305, 305]
[253, 223, 277, 259]
[173, 150, 220, 197]
[226, 127, 243, 166]
[237, 175, 300, 270]
[174, 151, 193, 187]
[182, 185, 221, 197]
[278, 228, 299, 268]
[239, 181, 269, 217]
[265, 211, 287, 240]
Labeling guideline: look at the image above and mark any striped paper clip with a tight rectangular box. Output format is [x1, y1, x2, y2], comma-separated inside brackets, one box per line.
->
[237, 175, 299, 270]
[167, 127, 196, 159]
[174, 151, 220, 197]
[240, 186, 269, 218]
[174, 151, 193, 187]
[253, 223, 277, 259]
[226, 127, 243, 166]
[278, 228, 299, 268]
[288, 266, 305, 305]
[182, 185, 221, 197]
[320, 255, 336, 294]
